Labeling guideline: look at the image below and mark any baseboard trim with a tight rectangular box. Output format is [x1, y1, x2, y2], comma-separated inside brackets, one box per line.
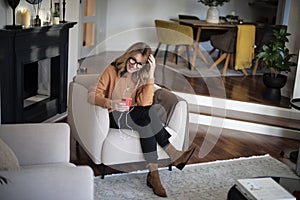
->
[174, 91, 300, 140]
[174, 91, 300, 120]
[190, 113, 300, 140]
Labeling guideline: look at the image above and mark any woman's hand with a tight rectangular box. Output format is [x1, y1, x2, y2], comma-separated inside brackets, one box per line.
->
[148, 54, 156, 78]
[111, 99, 129, 112]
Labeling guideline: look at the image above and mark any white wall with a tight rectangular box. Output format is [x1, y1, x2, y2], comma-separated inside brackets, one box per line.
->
[103, 0, 266, 51]
[282, 0, 300, 98]
[293, 50, 300, 99]
[66, 1, 80, 84]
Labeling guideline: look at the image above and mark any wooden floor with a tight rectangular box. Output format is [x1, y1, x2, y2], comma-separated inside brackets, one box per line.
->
[71, 54, 300, 177]
[153, 64, 291, 109]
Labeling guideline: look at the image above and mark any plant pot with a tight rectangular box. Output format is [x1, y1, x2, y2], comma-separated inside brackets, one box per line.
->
[263, 73, 287, 101]
[206, 6, 219, 24]
[52, 17, 60, 25]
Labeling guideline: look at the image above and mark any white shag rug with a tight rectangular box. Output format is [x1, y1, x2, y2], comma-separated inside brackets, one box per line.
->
[94, 155, 299, 200]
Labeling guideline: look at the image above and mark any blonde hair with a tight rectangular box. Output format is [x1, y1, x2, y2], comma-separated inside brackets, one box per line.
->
[112, 42, 152, 85]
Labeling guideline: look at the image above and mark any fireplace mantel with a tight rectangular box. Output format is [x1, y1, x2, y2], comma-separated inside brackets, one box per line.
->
[0, 22, 76, 124]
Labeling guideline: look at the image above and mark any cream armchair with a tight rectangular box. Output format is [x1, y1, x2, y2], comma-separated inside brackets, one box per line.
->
[68, 74, 189, 177]
[0, 123, 94, 200]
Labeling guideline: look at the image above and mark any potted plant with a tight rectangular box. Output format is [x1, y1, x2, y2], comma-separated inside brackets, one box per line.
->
[198, 0, 230, 23]
[256, 27, 297, 100]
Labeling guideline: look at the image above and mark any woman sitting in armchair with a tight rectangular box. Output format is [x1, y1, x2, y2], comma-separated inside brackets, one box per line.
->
[88, 42, 196, 197]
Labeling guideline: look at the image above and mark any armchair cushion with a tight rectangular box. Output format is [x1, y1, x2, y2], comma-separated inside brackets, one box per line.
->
[0, 138, 19, 170]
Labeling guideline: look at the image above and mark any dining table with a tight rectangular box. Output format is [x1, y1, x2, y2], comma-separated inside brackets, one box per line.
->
[170, 18, 242, 71]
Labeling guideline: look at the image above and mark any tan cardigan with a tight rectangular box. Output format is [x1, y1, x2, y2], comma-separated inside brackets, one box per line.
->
[88, 65, 154, 112]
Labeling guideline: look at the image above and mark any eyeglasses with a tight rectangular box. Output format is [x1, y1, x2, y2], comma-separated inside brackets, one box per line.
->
[128, 57, 145, 69]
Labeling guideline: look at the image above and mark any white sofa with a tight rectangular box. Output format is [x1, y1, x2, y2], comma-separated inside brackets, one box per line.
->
[0, 123, 94, 200]
[68, 74, 189, 176]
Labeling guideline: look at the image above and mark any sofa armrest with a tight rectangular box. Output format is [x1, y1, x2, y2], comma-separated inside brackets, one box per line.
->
[0, 123, 70, 166]
[0, 166, 94, 200]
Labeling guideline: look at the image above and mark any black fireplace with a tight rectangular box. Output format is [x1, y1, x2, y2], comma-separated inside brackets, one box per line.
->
[0, 22, 76, 123]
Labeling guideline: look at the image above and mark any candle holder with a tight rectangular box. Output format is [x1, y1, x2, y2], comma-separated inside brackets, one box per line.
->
[5, 0, 22, 29]
[25, 0, 43, 26]
[33, 15, 41, 26]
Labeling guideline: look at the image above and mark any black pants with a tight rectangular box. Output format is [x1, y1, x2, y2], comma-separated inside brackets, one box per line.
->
[109, 105, 171, 163]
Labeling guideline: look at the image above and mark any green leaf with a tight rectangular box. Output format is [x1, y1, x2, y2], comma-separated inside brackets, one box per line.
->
[257, 26, 295, 74]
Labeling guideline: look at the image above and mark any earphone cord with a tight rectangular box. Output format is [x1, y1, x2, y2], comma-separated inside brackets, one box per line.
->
[125, 107, 135, 133]
[117, 107, 135, 135]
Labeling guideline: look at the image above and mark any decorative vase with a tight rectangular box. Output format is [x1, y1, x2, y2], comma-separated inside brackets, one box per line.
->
[263, 73, 287, 101]
[206, 6, 219, 24]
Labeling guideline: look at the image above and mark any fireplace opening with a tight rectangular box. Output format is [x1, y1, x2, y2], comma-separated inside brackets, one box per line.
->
[24, 59, 50, 107]
[22, 56, 60, 122]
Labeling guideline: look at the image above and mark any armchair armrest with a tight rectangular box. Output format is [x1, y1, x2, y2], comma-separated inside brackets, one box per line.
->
[0, 123, 70, 166]
[167, 100, 189, 150]
[68, 81, 109, 164]
[153, 88, 189, 150]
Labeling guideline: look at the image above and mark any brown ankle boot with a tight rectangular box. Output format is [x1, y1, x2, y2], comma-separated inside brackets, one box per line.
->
[164, 144, 196, 170]
[147, 163, 167, 197]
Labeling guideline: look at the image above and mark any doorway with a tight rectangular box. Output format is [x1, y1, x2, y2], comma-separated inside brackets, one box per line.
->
[79, 0, 96, 59]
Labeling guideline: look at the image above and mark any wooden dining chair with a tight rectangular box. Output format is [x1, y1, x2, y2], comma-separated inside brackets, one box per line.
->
[154, 19, 194, 70]
[209, 24, 256, 76]
[208, 28, 237, 75]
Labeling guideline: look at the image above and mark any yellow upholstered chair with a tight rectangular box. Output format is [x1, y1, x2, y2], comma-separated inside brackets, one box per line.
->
[154, 19, 194, 69]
